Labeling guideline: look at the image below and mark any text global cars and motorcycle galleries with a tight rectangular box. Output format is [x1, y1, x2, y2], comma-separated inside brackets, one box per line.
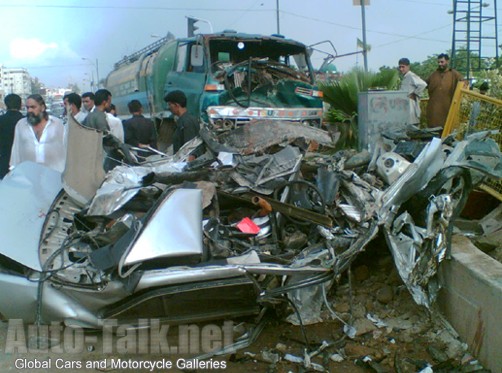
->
[6, 318, 233, 370]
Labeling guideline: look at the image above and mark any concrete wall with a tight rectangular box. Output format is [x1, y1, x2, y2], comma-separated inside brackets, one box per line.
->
[438, 235, 502, 373]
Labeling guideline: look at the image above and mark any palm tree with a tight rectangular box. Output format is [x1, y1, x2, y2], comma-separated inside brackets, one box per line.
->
[320, 67, 399, 149]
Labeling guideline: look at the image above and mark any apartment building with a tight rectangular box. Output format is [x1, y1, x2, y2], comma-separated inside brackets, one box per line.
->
[0, 66, 32, 105]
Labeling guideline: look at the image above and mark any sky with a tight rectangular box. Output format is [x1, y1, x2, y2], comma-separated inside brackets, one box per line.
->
[0, 0, 500, 90]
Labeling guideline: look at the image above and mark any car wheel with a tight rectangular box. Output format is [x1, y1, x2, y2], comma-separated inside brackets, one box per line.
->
[406, 166, 472, 226]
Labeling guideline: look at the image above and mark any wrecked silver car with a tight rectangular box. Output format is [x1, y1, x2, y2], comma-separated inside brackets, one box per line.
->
[0, 115, 500, 332]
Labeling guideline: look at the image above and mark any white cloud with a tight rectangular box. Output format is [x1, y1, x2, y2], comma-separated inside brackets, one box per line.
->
[57, 42, 81, 60]
[9, 38, 58, 59]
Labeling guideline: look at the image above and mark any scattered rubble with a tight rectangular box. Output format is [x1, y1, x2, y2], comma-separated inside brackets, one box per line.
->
[225, 249, 489, 372]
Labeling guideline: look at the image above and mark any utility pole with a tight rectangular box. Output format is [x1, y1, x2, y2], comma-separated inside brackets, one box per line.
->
[82, 57, 100, 89]
[95, 58, 100, 89]
[353, 0, 369, 72]
[276, 0, 280, 34]
[361, 1, 368, 72]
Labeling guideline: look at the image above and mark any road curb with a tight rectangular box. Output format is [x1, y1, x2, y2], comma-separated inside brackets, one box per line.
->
[438, 235, 502, 373]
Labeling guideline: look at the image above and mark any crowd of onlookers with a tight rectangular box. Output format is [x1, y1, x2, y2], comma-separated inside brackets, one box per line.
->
[1, 52, 482, 181]
[0, 89, 200, 179]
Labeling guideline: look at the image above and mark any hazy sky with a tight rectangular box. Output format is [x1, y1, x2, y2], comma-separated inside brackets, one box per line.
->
[0, 0, 500, 89]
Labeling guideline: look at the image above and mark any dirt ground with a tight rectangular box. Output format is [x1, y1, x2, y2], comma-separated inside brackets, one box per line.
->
[219, 244, 487, 373]
[0, 242, 489, 373]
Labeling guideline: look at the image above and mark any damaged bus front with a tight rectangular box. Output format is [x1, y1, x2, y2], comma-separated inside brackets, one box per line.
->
[105, 31, 323, 133]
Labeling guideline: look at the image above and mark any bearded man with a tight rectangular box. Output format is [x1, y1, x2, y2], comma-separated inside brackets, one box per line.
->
[425, 53, 464, 128]
[9, 94, 67, 173]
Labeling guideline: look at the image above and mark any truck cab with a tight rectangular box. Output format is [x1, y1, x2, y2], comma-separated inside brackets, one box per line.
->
[105, 31, 323, 139]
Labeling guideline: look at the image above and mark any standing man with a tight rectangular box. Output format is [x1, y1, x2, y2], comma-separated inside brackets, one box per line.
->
[108, 103, 118, 117]
[80, 92, 95, 121]
[106, 104, 124, 142]
[164, 90, 200, 154]
[0, 94, 24, 178]
[82, 89, 111, 131]
[64, 92, 87, 123]
[123, 99, 157, 149]
[426, 53, 464, 128]
[398, 58, 427, 126]
[10, 94, 66, 173]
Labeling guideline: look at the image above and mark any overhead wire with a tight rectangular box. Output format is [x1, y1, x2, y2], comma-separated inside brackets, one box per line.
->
[227, 0, 264, 29]
[393, 0, 449, 6]
[280, 10, 450, 44]
[0, 4, 270, 11]
[375, 23, 453, 48]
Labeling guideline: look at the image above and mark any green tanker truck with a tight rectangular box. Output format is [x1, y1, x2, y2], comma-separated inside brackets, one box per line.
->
[105, 30, 324, 144]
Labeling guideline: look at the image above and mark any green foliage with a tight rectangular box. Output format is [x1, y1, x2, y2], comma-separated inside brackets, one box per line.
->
[319, 67, 399, 121]
[324, 108, 356, 124]
[374, 68, 401, 90]
[451, 47, 491, 75]
[67, 82, 81, 94]
[476, 68, 502, 99]
[30, 77, 44, 94]
[319, 67, 399, 150]
[395, 48, 495, 82]
[410, 57, 437, 81]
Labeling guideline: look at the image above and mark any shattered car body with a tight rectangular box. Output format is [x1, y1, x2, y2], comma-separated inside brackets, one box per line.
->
[0, 115, 500, 331]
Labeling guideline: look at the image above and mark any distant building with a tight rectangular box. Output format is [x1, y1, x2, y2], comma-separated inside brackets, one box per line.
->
[315, 63, 341, 83]
[0, 66, 32, 105]
[45, 87, 71, 102]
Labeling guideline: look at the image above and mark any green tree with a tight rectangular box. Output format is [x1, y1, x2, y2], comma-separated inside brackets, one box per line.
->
[30, 77, 44, 94]
[67, 82, 81, 94]
[410, 56, 438, 81]
[378, 65, 396, 75]
[319, 67, 399, 149]
[476, 68, 502, 99]
[451, 47, 491, 76]
[403, 48, 492, 82]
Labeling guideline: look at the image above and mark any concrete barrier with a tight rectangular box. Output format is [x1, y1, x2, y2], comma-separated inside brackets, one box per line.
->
[438, 235, 502, 373]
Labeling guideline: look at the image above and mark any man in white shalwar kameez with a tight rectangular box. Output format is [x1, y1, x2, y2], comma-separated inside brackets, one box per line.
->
[398, 58, 427, 125]
[10, 94, 66, 173]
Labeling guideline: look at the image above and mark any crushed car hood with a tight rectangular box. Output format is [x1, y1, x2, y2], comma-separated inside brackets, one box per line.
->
[0, 162, 62, 271]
